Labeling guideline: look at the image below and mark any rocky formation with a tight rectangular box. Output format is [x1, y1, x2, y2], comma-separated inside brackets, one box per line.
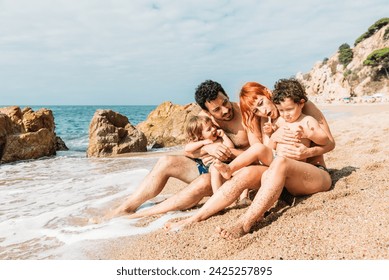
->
[0, 106, 66, 163]
[87, 109, 147, 157]
[136, 101, 201, 148]
[297, 19, 389, 103]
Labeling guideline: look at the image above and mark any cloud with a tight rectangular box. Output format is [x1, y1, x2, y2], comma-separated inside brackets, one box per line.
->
[0, 0, 388, 105]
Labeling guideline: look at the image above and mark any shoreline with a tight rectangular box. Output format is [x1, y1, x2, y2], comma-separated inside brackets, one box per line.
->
[82, 102, 389, 260]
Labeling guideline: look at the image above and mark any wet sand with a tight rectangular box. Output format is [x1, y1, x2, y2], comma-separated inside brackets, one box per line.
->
[89, 103, 389, 260]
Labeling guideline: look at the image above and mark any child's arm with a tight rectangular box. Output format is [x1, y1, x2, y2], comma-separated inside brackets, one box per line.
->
[300, 116, 329, 146]
[184, 139, 213, 153]
[217, 129, 234, 148]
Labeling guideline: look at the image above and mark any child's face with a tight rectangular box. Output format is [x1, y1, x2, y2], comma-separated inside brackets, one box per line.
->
[201, 121, 218, 141]
[275, 97, 304, 123]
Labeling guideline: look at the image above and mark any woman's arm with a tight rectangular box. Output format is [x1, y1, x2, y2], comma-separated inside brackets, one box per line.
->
[303, 116, 330, 146]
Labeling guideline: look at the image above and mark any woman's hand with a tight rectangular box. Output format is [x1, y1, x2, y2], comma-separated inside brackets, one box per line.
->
[276, 142, 310, 160]
[271, 126, 301, 144]
[263, 117, 273, 136]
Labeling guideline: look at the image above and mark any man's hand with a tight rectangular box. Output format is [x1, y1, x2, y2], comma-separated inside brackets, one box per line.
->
[202, 142, 232, 162]
[201, 155, 214, 166]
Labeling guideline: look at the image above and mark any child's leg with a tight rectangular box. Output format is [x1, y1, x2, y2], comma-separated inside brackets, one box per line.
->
[209, 164, 225, 194]
[215, 143, 273, 179]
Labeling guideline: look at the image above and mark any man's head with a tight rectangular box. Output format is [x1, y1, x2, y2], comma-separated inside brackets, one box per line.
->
[195, 80, 234, 121]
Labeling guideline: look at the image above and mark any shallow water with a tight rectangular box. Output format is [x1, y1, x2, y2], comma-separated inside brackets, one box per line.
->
[0, 153, 190, 259]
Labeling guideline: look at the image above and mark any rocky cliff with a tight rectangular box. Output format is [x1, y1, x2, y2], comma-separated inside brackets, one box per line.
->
[297, 18, 389, 103]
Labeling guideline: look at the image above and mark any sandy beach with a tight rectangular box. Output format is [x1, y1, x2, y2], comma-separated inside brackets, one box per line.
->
[88, 103, 389, 260]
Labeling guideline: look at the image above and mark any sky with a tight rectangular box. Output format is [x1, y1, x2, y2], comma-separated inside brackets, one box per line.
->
[0, 0, 388, 106]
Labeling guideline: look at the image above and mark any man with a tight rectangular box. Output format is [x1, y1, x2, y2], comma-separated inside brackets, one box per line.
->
[107, 80, 250, 218]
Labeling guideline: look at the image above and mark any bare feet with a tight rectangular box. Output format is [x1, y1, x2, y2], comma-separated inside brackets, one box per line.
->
[213, 160, 233, 179]
[215, 223, 248, 240]
[164, 217, 194, 232]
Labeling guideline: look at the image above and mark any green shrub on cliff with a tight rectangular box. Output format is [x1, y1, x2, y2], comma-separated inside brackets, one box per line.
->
[338, 43, 353, 66]
[384, 27, 389, 40]
[354, 17, 389, 46]
[363, 47, 389, 78]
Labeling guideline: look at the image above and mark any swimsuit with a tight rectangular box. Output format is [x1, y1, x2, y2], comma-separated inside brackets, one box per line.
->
[193, 158, 210, 175]
[315, 164, 329, 173]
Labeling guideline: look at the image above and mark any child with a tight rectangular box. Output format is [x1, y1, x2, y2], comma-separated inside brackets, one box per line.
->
[185, 115, 250, 203]
[214, 79, 329, 179]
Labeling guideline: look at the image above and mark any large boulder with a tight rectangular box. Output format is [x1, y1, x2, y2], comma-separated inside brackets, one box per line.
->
[22, 107, 55, 132]
[137, 101, 201, 148]
[1, 128, 56, 163]
[0, 107, 63, 163]
[87, 110, 147, 157]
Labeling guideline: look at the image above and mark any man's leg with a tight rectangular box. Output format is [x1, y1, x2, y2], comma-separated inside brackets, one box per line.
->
[109, 155, 199, 217]
[128, 173, 213, 219]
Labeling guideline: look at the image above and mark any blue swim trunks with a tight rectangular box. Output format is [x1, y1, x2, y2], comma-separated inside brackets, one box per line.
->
[193, 158, 209, 175]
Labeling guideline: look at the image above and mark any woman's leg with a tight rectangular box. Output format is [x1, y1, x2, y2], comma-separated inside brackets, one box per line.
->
[164, 165, 267, 230]
[217, 157, 331, 239]
[214, 143, 272, 179]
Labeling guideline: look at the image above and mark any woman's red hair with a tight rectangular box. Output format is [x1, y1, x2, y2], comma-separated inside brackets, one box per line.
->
[239, 82, 272, 132]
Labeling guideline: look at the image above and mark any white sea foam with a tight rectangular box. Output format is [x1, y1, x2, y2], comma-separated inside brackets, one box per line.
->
[0, 154, 192, 259]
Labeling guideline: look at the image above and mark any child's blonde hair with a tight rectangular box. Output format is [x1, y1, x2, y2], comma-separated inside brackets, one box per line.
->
[186, 115, 213, 142]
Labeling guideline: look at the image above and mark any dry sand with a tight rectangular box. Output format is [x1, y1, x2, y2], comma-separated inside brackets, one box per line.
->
[89, 103, 389, 260]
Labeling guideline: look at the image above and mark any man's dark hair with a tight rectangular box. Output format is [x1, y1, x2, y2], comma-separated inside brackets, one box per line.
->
[272, 78, 308, 104]
[195, 80, 228, 110]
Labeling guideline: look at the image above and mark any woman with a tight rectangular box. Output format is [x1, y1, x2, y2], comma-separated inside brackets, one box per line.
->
[165, 78, 335, 236]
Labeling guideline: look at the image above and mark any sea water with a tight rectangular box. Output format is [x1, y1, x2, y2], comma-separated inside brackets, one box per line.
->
[0, 105, 190, 259]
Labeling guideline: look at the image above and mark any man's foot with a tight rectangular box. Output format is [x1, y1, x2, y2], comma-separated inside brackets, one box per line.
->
[164, 218, 193, 232]
[213, 160, 233, 179]
[215, 223, 248, 240]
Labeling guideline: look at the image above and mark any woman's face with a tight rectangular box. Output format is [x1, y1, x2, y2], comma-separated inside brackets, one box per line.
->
[250, 95, 278, 119]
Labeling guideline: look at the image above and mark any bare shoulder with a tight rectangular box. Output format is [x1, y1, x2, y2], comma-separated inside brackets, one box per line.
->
[303, 101, 326, 122]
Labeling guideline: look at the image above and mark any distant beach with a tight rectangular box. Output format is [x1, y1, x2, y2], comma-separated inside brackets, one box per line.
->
[86, 103, 389, 260]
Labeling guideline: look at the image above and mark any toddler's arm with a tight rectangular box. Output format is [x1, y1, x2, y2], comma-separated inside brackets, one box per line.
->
[184, 139, 213, 153]
[217, 129, 234, 148]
